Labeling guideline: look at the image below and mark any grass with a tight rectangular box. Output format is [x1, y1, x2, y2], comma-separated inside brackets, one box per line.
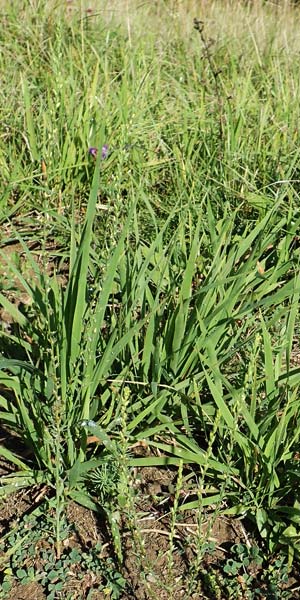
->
[0, 0, 300, 597]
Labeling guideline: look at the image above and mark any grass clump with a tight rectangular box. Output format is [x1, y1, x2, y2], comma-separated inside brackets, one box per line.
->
[0, 1, 300, 598]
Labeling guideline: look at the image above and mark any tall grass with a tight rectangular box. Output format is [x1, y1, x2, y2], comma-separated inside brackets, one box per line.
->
[1, 0, 300, 587]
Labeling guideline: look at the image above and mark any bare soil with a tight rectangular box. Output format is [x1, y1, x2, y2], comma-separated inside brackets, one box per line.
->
[1, 444, 300, 600]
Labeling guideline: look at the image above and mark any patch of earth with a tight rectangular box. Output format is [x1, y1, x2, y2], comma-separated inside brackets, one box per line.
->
[0, 434, 299, 599]
[6, 581, 46, 600]
[0, 237, 67, 328]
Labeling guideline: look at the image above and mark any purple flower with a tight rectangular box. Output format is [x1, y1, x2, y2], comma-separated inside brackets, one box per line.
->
[88, 147, 97, 158]
[88, 145, 109, 160]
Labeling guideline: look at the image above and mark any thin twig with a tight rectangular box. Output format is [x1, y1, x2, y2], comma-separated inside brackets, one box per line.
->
[194, 18, 225, 149]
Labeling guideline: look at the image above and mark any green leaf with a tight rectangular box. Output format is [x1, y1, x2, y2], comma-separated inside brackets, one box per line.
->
[68, 490, 99, 512]
[0, 446, 30, 470]
[21, 78, 39, 161]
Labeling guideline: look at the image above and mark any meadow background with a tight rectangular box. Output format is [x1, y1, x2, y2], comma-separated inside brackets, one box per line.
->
[0, 0, 300, 598]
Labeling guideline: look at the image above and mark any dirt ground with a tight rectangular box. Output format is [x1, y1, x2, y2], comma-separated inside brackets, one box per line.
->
[1, 438, 300, 600]
[0, 423, 249, 599]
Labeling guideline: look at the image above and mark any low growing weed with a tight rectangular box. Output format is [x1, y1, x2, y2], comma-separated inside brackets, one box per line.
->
[0, 510, 126, 599]
[201, 544, 292, 600]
